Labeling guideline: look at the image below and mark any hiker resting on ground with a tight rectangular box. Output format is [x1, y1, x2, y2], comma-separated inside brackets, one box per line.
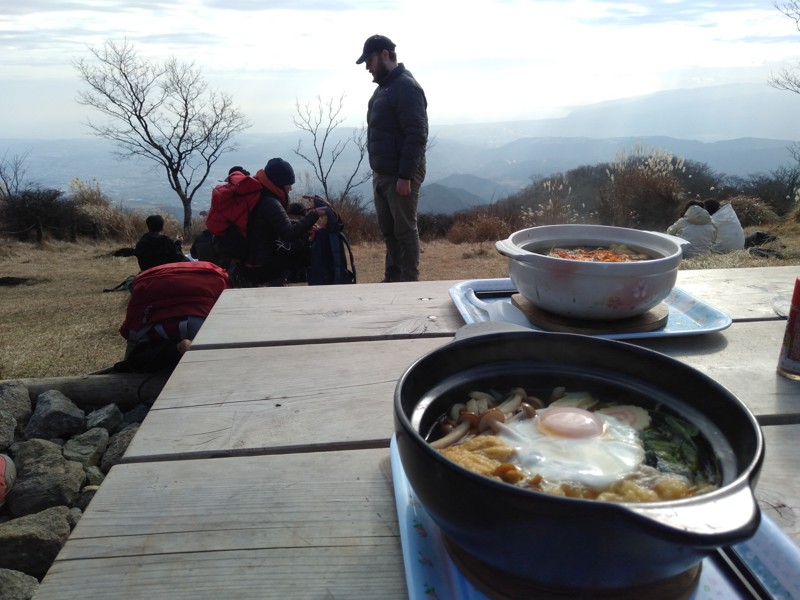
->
[703, 199, 745, 253]
[242, 157, 330, 287]
[134, 214, 189, 272]
[666, 201, 716, 258]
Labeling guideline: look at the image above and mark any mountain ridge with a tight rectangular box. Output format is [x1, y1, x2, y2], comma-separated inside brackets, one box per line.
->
[1, 83, 797, 214]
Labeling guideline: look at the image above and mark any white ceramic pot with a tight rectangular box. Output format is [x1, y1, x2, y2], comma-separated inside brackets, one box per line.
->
[495, 224, 685, 320]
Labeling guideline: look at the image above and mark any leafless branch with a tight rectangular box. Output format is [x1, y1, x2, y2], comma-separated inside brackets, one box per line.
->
[74, 39, 251, 232]
[292, 93, 370, 204]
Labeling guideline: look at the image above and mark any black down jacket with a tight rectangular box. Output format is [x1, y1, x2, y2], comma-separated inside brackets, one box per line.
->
[366, 63, 428, 180]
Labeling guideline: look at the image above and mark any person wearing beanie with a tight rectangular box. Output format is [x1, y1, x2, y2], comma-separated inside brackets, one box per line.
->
[244, 157, 329, 286]
[134, 214, 188, 271]
[357, 34, 428, 282]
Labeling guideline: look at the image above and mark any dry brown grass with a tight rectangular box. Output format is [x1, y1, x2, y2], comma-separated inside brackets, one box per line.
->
[0, 239, 136, 380]
[1, 221, 799, 380]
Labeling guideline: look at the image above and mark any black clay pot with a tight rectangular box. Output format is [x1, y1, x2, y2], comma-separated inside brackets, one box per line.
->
[394, 324, 763, 592]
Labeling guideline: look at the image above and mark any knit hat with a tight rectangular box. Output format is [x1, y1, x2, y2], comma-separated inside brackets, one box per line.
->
[264, 158, 295, 188]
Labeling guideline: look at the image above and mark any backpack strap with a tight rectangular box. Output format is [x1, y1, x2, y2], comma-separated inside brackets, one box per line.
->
[339, 232, 356, 284]
[326, 231, 356, 284]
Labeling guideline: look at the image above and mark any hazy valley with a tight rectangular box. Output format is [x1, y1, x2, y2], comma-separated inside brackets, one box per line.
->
[2, 82, 798, 216]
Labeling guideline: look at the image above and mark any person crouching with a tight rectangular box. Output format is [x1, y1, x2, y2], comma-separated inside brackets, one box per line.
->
[243, 158, 329, 287]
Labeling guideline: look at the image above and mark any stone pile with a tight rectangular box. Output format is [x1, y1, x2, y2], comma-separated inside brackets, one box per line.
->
[0, 380, 148, 600]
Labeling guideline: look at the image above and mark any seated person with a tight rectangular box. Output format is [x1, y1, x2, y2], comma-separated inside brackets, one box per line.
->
[243, 158, 329, 287]
[134, 214, 188, 271]
[115, 261, 231, 373]
[704, 199, 745, 253]
[667, 201, 716, 257]
[190, 229, 218, 263]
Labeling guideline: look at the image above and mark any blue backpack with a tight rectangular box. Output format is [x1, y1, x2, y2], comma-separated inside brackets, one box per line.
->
[307, 209, 356, 285]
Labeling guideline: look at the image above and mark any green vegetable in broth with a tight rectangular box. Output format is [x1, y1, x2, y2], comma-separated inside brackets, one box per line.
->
[640, 412, 711, 480]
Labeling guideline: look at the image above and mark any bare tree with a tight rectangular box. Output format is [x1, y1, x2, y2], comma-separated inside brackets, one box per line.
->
[769, 0, 800, 94]
[0, 150, 32, 199]
[75, 39, 251, 233]
[292, 94, 371, 205]
[770, 2, 800, 172]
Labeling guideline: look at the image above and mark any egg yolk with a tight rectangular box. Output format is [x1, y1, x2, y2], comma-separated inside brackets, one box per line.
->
[537, 407, 604, 438]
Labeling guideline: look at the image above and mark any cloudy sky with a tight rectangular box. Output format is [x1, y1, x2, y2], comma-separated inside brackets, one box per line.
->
[1, 0, 799, 140]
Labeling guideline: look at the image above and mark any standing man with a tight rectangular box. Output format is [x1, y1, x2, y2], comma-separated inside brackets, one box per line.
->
[357, 34, 428, 282]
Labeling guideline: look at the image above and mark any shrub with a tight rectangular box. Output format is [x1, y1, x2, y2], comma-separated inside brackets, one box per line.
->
[520, 200, 581, 227]
[598, 146, 685, 230]
[0, 187, 77, 241]
[447, 213, 510, 247]
[725, 195, 780, 227]
[70, 178, 110, 208]
[418, 213, 453, 241]
[329, 192, 380, 244]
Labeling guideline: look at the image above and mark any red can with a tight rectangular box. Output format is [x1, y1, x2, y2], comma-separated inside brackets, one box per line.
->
[777, 277, 800, 380]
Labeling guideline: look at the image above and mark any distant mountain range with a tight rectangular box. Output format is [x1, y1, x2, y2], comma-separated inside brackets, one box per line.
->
[2, 83, 798, 216]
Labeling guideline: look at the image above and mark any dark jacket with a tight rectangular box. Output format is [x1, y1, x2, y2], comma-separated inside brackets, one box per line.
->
[245, 188, 319, 268]
[134, 232, 186, 271]
[367, 64, 428, 180]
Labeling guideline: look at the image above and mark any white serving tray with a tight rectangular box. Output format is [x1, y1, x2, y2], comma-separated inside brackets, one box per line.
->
[390, 435, 800, 600]
[450, 278, 732, 339]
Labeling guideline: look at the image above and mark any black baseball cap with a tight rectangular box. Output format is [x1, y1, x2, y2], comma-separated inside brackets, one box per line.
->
[356, 34, 396, 64]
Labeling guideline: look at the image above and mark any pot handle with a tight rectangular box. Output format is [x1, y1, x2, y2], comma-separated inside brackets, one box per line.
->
[626, 480, 760, 542]
[454, 321, 534, 341]
[495, 239, 526, 260]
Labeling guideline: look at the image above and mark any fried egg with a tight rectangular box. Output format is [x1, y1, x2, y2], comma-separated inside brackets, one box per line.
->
[497, 406, 645, 489]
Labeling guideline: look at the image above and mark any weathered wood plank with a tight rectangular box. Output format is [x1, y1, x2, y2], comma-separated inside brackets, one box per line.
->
[675, 266, 798, 321]
[757, 424, 800, 545]
[190, 267, 799, 349]
[191, 281, 461, 349]
[123, 337, 448, 461]
[36, 449, 407, 600]
[125, 321, 797, 462]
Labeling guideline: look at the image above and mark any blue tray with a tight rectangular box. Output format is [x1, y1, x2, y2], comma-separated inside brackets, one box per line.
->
[391, 435, 800, 600]
[450, 278, 732, 339]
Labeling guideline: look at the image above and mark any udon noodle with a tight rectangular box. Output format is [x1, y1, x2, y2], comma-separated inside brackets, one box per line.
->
[427, 386, 720, 503]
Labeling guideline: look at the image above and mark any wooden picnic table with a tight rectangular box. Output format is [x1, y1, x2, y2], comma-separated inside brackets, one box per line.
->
[35, 266, 800, 599]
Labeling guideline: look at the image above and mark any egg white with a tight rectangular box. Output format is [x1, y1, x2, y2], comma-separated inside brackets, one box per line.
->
[497, 407, 645, 489]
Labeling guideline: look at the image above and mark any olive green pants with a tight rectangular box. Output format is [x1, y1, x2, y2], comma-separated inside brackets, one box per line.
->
[372, 164, 425, 282]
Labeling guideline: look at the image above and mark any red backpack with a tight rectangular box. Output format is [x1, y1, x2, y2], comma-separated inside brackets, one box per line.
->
[205, 171, 264, 238]
[119, 261, 231, 340]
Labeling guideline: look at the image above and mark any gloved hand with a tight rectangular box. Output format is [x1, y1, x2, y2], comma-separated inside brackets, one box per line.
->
[311, 195, 331, 209]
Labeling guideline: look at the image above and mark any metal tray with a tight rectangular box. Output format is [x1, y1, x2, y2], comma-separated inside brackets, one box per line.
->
[450, 278, 732, 339]
[390, 435, 800, 600]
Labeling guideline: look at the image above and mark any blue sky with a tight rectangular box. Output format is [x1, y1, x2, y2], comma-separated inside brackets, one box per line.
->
[1, 0, 798, 139]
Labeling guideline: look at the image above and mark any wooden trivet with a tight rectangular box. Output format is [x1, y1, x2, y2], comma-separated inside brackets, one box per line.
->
[511, 294, 669, 335]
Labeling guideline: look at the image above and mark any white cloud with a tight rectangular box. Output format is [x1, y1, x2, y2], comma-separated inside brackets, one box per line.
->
[1, 0, 799, 138]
